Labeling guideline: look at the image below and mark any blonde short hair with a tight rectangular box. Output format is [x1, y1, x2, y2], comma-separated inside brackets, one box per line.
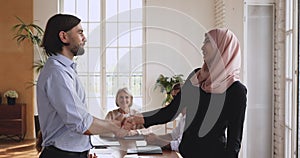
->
[115, 87, 133, 107]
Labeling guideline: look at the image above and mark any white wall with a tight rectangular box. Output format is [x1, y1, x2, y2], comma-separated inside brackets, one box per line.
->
[34, 0, 58, 29]
[33, 0, 58, 115]
[144, 0, 215, 111]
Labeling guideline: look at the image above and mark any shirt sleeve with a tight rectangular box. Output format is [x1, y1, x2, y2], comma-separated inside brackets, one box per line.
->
[226, 83, 247, 157]
[170, 136, 182, 152]
[170, 115, 185, 151]
[170, 120, 179, 140]
[46, 69, 93, 134]
[105, 111, 113, 120]
[170, 115, 184, 139]
[143, 94, 182, 128]
[143, 68, 199, 128]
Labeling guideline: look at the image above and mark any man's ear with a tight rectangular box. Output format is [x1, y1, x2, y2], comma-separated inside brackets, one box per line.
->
[59, 31, 69, 43]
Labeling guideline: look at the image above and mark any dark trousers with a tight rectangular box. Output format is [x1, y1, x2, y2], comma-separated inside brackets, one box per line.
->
[39, 146, 89, 158]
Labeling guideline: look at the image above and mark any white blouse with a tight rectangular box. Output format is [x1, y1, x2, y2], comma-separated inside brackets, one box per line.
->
[170, 114, 186, 151]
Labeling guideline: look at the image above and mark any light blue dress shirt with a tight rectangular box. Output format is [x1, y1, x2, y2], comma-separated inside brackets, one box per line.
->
[37, 54, 93, 152]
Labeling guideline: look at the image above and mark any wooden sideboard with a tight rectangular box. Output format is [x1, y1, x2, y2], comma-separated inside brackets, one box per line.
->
[0, 104, 26, 141]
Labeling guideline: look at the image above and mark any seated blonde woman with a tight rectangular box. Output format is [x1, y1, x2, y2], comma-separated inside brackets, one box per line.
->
[105, 87, 152, 136]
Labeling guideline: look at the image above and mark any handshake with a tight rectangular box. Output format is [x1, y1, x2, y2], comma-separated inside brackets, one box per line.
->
[121, 113, 145, 130]
[110, 113, 145, 138]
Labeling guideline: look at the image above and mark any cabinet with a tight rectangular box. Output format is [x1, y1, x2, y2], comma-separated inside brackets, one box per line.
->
[0, 104, 26, 141]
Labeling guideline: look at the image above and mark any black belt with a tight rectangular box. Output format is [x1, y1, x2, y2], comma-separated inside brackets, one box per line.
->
[45, 145, 89, 157]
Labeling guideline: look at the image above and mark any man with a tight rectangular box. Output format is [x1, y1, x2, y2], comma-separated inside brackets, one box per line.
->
[37, 14, 128, 158]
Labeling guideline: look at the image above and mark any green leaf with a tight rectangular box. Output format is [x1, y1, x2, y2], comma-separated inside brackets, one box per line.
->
[33, 60, 46, 74]
[154, 74, 185, 105]
[12, 16, 44, 46]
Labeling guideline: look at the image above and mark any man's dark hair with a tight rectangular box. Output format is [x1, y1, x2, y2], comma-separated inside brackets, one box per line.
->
[41, 14, 81, 56]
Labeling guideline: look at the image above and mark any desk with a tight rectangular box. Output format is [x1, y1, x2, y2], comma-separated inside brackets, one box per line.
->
[90, 136, 181, 158]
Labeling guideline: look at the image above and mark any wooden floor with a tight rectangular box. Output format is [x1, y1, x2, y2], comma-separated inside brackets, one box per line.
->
[0, 138, 39, 158]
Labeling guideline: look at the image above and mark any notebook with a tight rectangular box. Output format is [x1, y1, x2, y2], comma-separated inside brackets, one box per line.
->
[126, 145, 162, 154]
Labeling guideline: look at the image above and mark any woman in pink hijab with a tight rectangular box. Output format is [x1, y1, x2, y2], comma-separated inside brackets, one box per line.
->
[125, 28, 247, 158]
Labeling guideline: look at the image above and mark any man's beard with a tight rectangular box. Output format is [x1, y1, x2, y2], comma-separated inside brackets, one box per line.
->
[70, 45, 85, 56]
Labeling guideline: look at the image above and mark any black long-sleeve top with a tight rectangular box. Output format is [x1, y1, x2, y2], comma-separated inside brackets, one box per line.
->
[142, 68, 247, 158]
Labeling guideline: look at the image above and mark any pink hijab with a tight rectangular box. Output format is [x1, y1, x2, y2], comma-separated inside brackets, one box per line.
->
[190, 28, 241, 93]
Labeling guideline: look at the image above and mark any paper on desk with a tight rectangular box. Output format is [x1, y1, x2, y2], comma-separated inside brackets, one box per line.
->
[135, 140, 147, 147]
[90, 148, 114, 158]
[123, 135, 144, 140]
[91, 135, 120, 146]
[123, 154, 139, 158]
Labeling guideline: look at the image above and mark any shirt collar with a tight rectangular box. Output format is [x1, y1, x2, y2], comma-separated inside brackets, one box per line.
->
[49, 54, 74, 69]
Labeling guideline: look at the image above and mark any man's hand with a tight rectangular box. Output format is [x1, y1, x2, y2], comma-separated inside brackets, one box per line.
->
[121, 117, 136, 130]
[121, 114, 144, 130]
[112, 120, 130, 138]
[114, 128, 129, 138]
[86, 117, 129, 137]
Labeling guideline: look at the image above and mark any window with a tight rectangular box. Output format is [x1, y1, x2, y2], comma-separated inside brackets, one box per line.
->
[60, 0, 144, 118]
[244, 4, 274, 157]
[285, 0, 297, 157]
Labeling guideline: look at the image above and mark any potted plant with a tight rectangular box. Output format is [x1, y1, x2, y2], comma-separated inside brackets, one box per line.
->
[12, 16, 46, 75]
[12, 16, 46, 137]
[154, 74, 184, 105]
[4, 90, 19, 105]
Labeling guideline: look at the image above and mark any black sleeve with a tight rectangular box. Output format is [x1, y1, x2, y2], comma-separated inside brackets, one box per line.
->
[142, 68, 201, 128]
[226, 83, 247, 158]
[142, 91, 182, 128]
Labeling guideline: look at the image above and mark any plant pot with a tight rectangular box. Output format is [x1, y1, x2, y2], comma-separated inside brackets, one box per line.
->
[7, 97, 16, 105]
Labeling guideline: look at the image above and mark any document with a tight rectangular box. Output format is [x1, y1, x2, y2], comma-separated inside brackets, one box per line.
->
[91, 135, 120, 146]
[89, 148, 114, 158]
[123, 135, 145, 140]
[135, 140, 147, 147]
[123, 154, 139, 158]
